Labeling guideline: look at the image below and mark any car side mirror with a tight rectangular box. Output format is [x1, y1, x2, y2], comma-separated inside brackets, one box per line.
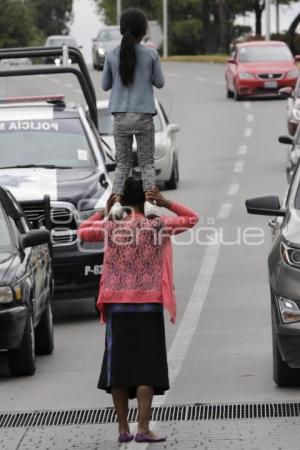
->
[20, 229, 50, 249]
[245, 196, 286, 217]
[227, 57, 236, 64]
[166, 124, 180, 134]
[279, 87, 293, 98]
[278, 135, 294, 145]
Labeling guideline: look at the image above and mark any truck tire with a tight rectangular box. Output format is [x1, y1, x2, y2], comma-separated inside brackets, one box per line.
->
[165, 157, 178, 190]
[8, 309, 35, 376]
[35, 301, 54, 355]
[272, 317, 300, 386]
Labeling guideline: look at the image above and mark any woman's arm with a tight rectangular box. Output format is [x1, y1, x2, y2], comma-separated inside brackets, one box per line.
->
[101, 54, 113, 91]
[77, 211, 107, 242]
[146, 188, 198, 235]
[152, 51, 165, 89]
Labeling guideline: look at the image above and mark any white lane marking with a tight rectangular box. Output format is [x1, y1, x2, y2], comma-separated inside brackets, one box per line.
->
[217, 80, 226, 85]
[234, 161, 245, 173]
[246, 114, 254, 122]
[152, 240, 221, 408]
[50, 78, 60, 84]
[227, 183, 239, 196]
[244, 128, 252, 138]
[244, 101, 251, 109]
[64, 83, 73, 89]
[165, 72, 182, 78]
[193, 77, 207, 82]
[216, 203, 232, 219]
[237, 145, 247, 155]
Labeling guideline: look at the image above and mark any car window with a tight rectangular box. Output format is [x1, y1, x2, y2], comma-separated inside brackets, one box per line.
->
[0, 206, 14, 249]
[0, 118, 96, 168]
[97, 108, 162, 134]
[238, 46, 293, 63]
[97, 29, 120, 42]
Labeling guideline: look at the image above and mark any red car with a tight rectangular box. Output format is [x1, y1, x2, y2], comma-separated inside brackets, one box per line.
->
[225, 41, 300, 100]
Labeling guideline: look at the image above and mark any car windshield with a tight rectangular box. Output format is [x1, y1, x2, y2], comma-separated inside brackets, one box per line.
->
[98, 108, 162, 134]
[47, 38, 77, 47]
[98, 29, 120, 42]
[0, 118, 95, 168]
[0, 206, 13, 250]
[238, 46, 293, 62]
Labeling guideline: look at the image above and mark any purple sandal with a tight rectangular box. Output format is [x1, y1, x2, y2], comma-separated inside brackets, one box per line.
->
[118, 432, 134, 443]
[135, 433, 167, 443]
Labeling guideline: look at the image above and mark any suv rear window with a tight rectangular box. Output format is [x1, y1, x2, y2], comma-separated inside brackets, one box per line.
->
[0, 117, 95, 168]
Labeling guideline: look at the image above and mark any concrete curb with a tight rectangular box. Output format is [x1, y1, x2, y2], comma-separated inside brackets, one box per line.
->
[161, 55, 229, 64]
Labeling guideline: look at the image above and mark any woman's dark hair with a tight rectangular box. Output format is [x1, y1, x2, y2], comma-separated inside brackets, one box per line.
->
[123, 177, 145, 208]
[119, 8, 147, 86]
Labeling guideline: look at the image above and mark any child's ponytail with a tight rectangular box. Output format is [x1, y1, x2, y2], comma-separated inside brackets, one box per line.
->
[119, 8, 147, 86]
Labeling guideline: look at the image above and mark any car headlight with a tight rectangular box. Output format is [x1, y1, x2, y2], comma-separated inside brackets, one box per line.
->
[277, 296, 300, 323]
[154, 145, 166, 160]
[98, 48, 106, 56]
[238, 72, 255, 80]
[293, 109, 300, 121]
[0, 286, 14, 304]
[286, 70, 299, 79]
[281, 242, 300, 268]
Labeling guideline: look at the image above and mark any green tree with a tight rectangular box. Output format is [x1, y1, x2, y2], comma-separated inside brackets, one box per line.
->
[0, 0, 42, 48]
[94, 0, 160, 25]
[26, 0, 74, 37]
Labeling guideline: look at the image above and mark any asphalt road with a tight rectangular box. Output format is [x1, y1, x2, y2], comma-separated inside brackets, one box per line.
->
[0, 62, 296, 413]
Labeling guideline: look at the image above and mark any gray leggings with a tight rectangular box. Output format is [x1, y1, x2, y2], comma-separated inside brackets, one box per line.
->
[112, 113, 156, 195]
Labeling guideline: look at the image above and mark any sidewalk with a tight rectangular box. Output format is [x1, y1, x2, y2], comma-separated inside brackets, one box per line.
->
[2, 418, 300, 450]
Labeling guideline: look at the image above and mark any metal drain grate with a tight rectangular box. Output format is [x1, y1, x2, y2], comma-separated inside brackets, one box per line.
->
[1, 402, 300, 428]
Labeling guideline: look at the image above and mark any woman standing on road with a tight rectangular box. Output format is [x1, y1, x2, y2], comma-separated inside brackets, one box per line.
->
[77, 179, 198, 443]
[101, 8, 165, 219]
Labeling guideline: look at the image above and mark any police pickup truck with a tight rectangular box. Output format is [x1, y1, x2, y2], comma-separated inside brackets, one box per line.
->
[0, 46, 114, 301]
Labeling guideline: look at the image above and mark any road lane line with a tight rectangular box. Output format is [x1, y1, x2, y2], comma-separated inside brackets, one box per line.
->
[237, 145, 247, 155]
[193, 77, 207, 82]
[217, 80, 226, 85]
[244, 128, 252, 138]
[216, 203, 232, 219]
[227, 183, 239, 196]
[244, 101, 251, 109]
[246, 114, 254, 122]
[153, 240, 221, 407]
[234, 161, 245, 173]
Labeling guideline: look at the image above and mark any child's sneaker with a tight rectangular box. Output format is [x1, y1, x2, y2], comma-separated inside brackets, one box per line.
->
[144, 201, 161, 218]
[109, 201, 123, 220]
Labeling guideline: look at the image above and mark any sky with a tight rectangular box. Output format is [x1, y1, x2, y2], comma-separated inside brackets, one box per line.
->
[70, 0, 300, 63]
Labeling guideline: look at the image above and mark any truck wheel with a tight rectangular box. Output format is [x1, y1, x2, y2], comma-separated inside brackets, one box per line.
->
[8, 309, 35, 376]
[165, 157, 178, 190]
[35, 301, 54, 355]
[272, 317, 300, 386]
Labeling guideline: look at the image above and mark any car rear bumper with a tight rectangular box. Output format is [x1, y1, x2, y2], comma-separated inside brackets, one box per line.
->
[52, 241, 104, 300]
[0, 306, 27, 350]
[236, 77, 297, 97]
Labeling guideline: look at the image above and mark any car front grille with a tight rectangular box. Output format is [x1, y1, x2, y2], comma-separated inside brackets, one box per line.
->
[21, 201, 78, 246]
[257, 73, 283, 80]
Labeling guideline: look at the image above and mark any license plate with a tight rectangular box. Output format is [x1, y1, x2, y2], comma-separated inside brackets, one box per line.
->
[264, 81, 278, 89]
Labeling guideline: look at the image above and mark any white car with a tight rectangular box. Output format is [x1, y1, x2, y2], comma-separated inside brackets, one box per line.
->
[96, 99, 180, 189]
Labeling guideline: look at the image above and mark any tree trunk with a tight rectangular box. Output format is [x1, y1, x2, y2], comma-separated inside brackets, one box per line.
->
[254, 0, 265, 37]
[287, 13, 300, 54]
[218, 0, 227, 53]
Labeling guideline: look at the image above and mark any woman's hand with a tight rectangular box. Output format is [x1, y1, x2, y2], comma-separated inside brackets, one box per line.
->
[146, 187, 171, 209]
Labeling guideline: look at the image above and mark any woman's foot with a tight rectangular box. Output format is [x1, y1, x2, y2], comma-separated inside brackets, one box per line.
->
[108, 195, 123, 220]
[118, 432, 134, 443]
[135, 430, 167, 443]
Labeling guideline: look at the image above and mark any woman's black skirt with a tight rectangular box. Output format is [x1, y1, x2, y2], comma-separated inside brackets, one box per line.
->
[98, 303, 169, 399]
